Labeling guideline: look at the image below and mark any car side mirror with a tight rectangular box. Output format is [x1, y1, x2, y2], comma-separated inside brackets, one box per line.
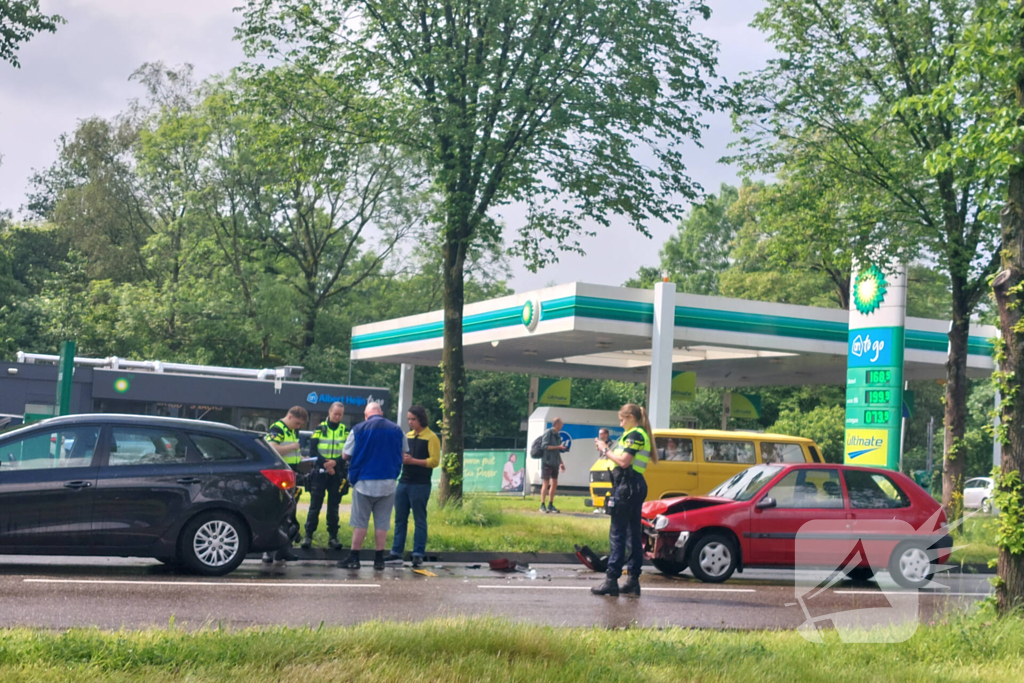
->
[756, 496, 777, 510]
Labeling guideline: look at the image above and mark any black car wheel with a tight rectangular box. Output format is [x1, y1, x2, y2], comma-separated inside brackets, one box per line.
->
[888, 542, 935, 589]
[652, 559, 686, 576]
[178, 511, 249, 576]
[688, 534, 738, 583]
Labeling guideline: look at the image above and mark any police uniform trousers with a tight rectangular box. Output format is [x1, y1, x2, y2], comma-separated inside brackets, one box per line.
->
[605, 471, 648, 579]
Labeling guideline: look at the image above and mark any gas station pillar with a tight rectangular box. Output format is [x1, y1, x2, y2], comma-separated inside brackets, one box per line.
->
[398, 363, 415, 431]
[649, 281, 676, 430]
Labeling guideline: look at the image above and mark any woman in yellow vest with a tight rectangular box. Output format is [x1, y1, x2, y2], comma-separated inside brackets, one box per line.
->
[592, 403, 656, 597]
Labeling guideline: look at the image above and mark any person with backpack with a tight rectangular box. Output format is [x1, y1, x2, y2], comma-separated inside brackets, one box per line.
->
[591, 403, 656, 597]
[536, 417, 567, 513]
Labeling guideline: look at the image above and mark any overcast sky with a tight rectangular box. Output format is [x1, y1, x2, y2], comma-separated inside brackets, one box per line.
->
[0, 0, 773, 292]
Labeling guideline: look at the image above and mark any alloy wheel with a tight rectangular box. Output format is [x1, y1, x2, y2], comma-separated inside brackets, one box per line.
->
[193, 520, 240, 567]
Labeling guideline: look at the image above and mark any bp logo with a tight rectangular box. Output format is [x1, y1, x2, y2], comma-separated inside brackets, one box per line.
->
[522, 298, 540, 331]
[853, 265, 888, 315]
[114, 377, 130, 394]
[306, 392, 319, 404]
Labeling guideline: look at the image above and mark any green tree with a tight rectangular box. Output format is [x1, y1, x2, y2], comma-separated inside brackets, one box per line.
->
[769, 404, 846, 463]
[0, 0, 63, 68]
[734, 0, 1005, 522]
[239, 0, 719, 504]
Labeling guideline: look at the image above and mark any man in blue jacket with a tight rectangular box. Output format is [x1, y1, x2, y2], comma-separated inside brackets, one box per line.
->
[336, 402, 408, 570]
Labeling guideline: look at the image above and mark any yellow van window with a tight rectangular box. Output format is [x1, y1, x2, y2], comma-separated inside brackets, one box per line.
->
[703, 440, 755, 464]
[656, 437, 693, 462]
[761, 442, 806, 464]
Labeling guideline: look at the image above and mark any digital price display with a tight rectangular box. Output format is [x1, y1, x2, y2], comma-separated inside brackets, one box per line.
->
[865, 369, 893, 385]
[864, 389, 892, 405]
[863, 410, 891, 425]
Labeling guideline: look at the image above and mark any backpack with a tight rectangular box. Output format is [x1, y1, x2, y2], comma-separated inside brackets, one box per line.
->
[530, 435, 545, 459]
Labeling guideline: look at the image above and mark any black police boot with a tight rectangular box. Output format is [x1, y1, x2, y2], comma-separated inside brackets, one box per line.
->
[621, 575, 641, 597]
[373, 550, 386, 571]
[261, 552, 273, 563]
[327, 537, 342, 550]
[300, 535, 313, 550]
[591, 576, 620, 596]
[337, 552, 361, 569]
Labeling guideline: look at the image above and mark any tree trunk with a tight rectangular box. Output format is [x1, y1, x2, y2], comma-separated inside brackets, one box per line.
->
[991, 20, 1024, 615]
[941, 311, 970, 524]
[437, 232, 467, 507]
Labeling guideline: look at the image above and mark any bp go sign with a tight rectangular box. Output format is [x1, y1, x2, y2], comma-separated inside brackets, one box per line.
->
[844, 262, 907, 471]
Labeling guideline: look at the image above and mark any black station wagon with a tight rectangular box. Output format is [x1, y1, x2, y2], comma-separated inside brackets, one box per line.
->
[0, 414, 296, 575]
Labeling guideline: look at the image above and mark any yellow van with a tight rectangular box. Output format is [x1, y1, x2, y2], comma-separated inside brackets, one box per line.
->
[587, 429, 823, 508]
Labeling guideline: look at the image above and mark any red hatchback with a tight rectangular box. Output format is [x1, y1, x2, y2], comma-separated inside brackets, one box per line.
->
[641, 463, 953, 588]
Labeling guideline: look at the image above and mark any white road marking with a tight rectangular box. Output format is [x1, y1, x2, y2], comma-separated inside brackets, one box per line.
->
[833, 590, 991, 597]
[476, 585, 756, 593]
[24, 579, 380, 588]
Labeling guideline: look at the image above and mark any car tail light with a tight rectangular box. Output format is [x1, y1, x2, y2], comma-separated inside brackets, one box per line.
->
[261, 469, 295, 490]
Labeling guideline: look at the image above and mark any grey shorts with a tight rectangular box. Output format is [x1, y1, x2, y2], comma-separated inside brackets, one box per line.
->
[349, 488, 396, 530]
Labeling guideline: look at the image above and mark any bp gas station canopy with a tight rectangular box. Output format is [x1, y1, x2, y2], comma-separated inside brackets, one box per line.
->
[351, 282, 997, 390]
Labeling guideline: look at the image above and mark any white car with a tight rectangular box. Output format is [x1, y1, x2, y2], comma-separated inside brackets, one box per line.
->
[963, 477, 995, 513]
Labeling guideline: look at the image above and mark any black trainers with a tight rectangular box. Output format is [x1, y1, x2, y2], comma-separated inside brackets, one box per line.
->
[327, 538, 342, 550]
[384, 553, 404, 565]
[412, 556, 423, 568]
[300, 535, 313, 550]
[621, 575, 641, 597]
[591, 577, 620, 596]
[337, 554, 361, 569]
[373, 554, 386, 571]
[547, 504, 560, 514]
[539, 503, 548, 513]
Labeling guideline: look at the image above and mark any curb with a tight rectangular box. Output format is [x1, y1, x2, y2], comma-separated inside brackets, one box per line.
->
[248, 551, 996, 574]
[249, 550, 584, 564]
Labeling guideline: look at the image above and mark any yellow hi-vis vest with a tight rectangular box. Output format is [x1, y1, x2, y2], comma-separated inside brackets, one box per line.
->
[266, 420, 301, 465]
[313, 421, 347, 459]
[614, 427, 652, 474]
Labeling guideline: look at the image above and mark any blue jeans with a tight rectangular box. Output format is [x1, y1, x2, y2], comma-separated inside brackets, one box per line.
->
[606, 472, 647, 579]
[391, 482, 431, 557]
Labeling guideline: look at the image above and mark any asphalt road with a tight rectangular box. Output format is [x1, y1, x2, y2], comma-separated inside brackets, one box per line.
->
[0, 555, 992, 631]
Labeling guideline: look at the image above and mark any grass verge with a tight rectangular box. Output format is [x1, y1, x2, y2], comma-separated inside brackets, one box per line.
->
[298, 494, 611, 553]
[0, 611, 1021, 682]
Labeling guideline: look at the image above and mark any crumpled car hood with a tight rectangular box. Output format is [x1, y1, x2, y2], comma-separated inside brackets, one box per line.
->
[642, 496, 733, 518]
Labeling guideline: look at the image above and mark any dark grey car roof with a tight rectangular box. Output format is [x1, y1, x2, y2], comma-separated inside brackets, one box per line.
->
[1, 414, 244, 436]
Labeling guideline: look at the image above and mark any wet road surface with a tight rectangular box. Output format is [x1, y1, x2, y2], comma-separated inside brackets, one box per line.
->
[0, 555, 992, 630]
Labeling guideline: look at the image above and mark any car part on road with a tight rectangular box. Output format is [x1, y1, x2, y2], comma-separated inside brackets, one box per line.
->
[574, 544, 609, 573]
[178, 511, 249, 576]
[651, 558, 686, 576]
[845, 566, 874, 582]
[889, 542, 935, 589]
[688, 534, 737, 583]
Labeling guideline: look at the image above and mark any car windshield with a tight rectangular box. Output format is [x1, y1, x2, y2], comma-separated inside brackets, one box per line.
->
[707, 465, 783, 501]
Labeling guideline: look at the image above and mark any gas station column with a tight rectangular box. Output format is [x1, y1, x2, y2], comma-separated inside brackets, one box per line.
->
[398, 363, 414, 431]
[649, 281, 677, 430]
[844, 261, 907, 470]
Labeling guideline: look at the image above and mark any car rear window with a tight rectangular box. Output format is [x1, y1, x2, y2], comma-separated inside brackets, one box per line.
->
[108, 427, 187, 466]
[189, 434, 250, 462]
[703, 440, 755, 464]
[845, 470, 910, 509]
[761, 442, 806, 464]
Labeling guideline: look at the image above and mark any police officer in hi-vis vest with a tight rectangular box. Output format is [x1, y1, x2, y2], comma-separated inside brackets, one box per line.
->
[300, 401, 349, 550]
[262, 405, 308, 563]
[591, 403, 656, 597]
